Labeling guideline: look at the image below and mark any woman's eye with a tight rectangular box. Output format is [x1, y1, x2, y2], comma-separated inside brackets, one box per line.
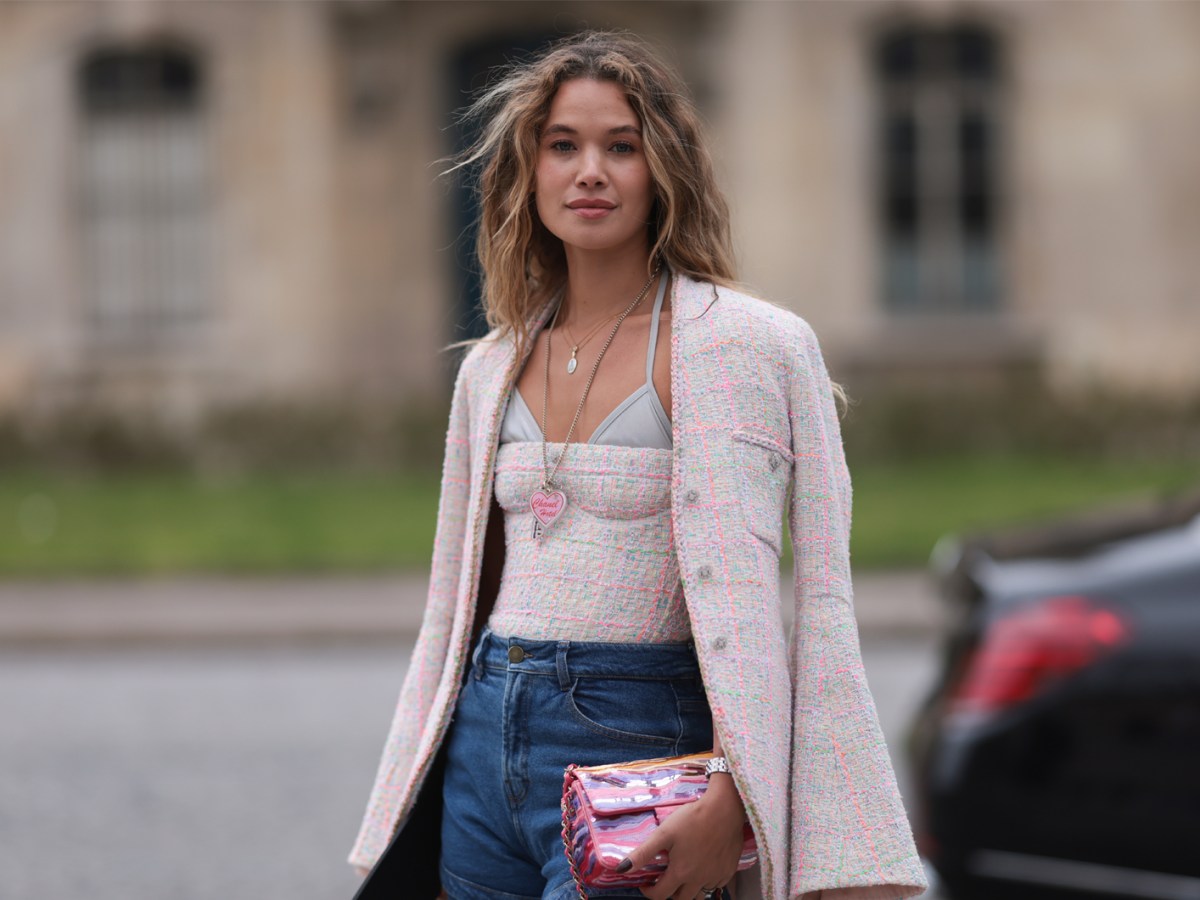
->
[611, 141, 635, 154]
[549, 140, 575, 152]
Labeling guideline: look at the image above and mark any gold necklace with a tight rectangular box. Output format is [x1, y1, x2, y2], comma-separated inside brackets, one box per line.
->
[530, 265, 662, 540]
[560, 310, 619, 375]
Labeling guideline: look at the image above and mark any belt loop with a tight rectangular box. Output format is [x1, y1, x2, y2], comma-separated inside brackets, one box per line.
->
[556, 641, 571, 691]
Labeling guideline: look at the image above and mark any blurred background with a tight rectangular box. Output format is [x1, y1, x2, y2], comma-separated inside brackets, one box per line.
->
[0, 1, 1196, 899]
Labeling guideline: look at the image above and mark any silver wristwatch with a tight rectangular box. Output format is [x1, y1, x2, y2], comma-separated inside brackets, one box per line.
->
[704, 755, 731, 779]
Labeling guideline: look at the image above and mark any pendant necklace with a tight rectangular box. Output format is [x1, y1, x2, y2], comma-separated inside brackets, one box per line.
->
[530, 264, 662, 540]
[561, 311, 619, 374]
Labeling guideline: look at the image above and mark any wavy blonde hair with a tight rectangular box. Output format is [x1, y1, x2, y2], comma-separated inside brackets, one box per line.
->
[446, 30, 850, 413]
[447, 30, 736, 360]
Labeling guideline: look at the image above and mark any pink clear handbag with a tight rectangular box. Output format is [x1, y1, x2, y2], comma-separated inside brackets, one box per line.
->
[559, 751, 758, 896]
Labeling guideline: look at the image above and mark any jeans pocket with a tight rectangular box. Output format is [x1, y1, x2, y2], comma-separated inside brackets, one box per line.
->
[566, 676, 681, 747]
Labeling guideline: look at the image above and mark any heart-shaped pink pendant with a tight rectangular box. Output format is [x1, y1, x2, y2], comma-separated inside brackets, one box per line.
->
[530, 489, 568, 533]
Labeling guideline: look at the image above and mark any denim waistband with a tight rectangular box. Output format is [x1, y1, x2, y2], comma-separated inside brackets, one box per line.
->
[472, 625, 701, 683]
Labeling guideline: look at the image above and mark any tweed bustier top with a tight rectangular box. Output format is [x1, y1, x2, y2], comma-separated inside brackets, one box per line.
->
[486, 441, 691, 642]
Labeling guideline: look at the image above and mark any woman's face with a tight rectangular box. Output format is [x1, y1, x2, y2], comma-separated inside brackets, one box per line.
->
[534, 78, 655, 258]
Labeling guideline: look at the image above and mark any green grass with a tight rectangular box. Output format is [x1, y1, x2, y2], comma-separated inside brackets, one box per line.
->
[844, 453, 1197, 569]
[1, 454, 1194, 577]
[0, 468, 442, 576]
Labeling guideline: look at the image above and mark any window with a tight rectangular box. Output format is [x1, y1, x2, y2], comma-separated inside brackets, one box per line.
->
[78, 43, 211, 343]
[874, 23, 1004, 314]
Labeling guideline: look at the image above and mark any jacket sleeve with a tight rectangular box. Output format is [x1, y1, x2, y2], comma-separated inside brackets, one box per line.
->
[786, 319, 928, 899]
[347, 353, 473, 871]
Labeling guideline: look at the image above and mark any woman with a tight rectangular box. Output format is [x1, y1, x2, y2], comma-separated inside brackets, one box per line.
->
[349, 31, 928, 900]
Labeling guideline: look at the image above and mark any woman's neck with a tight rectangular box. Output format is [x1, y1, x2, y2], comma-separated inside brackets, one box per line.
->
[559, 243, 657, 330]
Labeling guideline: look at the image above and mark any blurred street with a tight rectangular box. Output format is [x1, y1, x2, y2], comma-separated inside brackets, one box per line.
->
[0, 574, 944, 900]
[0, 641, 407, 900]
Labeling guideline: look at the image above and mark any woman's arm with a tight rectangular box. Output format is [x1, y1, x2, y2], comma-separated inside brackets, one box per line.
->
[784, 319, 928, 898]
[347, 356, 475, 874]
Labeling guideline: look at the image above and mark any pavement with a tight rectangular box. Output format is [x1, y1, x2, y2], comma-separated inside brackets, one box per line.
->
[0, 569, 947, 647]
[0, 571, 945, 648]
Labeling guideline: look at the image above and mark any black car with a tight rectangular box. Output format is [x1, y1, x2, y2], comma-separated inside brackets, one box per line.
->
[907, 486, 1200, 900]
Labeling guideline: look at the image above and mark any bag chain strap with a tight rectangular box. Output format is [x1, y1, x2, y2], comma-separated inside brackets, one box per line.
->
[560, 764, 590, 900]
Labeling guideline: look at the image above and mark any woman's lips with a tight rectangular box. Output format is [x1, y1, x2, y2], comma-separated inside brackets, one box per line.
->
[566, 199, 616, 220]
[570, 206, 613, 219]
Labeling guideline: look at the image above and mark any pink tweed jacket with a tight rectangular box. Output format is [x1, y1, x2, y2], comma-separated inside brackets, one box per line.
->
[349, 273, 928, 900]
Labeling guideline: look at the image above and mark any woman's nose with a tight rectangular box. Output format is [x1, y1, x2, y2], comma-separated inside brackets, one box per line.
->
[575, 147, 607, 187]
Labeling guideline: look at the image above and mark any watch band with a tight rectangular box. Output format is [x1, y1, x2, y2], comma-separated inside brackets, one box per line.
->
[704, 756, 731, 779]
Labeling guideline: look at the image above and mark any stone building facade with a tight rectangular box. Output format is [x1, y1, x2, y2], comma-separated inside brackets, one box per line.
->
[1, 0, 1197, 437]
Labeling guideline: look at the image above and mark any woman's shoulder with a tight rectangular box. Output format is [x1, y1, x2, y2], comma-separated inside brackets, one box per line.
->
[453, 329, 514, 382]
[678, 273, 820, 358]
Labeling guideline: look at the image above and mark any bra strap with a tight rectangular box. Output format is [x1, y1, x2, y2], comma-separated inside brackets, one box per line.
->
[645, 270, 669, 383]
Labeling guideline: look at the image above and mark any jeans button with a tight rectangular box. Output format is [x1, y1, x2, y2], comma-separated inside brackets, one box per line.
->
[508, 645, 525, 663]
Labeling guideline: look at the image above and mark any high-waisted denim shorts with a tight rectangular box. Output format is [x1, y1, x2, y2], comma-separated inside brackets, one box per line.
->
[439, 626, 722, 900]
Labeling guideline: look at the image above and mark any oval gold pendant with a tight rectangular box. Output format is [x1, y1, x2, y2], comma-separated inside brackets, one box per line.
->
[566, 356, 578, 374]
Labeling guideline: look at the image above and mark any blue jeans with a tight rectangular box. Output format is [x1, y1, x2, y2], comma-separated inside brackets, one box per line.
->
[439, 626, 723, 900]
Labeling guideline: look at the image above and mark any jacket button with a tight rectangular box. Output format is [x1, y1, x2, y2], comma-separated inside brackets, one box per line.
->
[711, 636, 727, 651]
[507, 645, 525, 663]
[685, 489, 700, 503]
[697, 565, 712, 581]
[769, 453, 782, 472]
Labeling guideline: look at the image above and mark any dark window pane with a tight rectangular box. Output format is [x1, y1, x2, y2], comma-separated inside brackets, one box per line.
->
[959, 111, 993, 233]
[884, 113, 919, 233]
[876, 29, 921, 81]
[951, 24, 997, 81]
[160, 52, 200, 99]
[961, 191, 991, 234]
[959, 109, 988, 155]
[886, 192, 919, 233]
[81, 46, 202, 114]
[887, 110, 918, 158]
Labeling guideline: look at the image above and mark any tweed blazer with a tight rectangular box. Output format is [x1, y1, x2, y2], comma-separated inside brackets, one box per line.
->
[349, 273, 928, 900]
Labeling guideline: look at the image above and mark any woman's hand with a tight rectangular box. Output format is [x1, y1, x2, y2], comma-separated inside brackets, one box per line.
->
[618, 773, 746, 900]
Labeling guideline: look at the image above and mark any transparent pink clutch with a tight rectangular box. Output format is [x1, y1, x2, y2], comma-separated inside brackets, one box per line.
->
[559, 751, 758, 894]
